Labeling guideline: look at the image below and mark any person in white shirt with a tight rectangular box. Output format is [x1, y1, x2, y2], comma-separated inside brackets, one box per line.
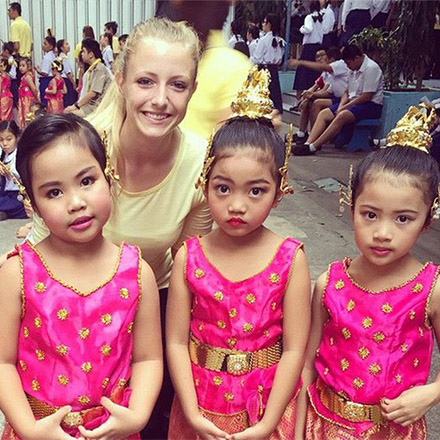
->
[228, 19, 244, 48]
[100, 32, 114, 70]
[251, 13, 285, 113]
[56, 39, 77, 107]
[340, 0, 373, 45]
[293, 45, 383, 156]
[35, 36, 56, 107]
[371, 0, 392, 29]
[246, 25, 259, 59]
[292, 1, 324, 103]
[321, 0, 336, 47]
[290, 46, 349, 141]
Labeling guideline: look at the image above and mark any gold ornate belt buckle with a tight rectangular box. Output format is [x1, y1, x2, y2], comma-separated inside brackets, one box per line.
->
[227, 353, 250, 375]
[342, 400, 367, 422]
[62, 411, 84, 428]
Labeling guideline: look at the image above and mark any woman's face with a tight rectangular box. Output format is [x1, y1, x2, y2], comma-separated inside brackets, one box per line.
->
[63, 41, 70, 53]
[262, 18, 271, 33]
[42, 39, 52, 52]
[117, 37, 197, 140]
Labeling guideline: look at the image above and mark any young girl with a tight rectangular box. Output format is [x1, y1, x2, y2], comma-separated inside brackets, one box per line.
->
[35, 36, 56, 107]
[167, 67, 311, 440]
[294, 106, 440, 440]
[18, 57, 38, 128]
[56, 39, 78, 107]
[0, 114, 162, 439]
[44, 60, 66, 114]
[0, 121, 26, 220]
[0, 58, 14, 121]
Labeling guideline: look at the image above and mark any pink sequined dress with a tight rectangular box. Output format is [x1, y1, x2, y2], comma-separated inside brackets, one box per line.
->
[168, 236, 303, 439]
[306, 259, 439, 440]
[45, 77, 64, 114]
[0, 74, 13, 121]
[1, 241, 142, 440]
[18, 73, 36, 128]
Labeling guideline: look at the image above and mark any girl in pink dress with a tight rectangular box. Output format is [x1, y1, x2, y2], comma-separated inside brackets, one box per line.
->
[0, 58, 13, 121]
[44, 60, 66, 114]
[17, 58, 38, 129]
[295, 107, 440, 440]
[0, 114, 162, 439]
[167, 68, 311, 440]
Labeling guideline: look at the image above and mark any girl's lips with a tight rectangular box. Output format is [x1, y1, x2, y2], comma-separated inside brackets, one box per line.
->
[371, 247, 392, 256]
[227, 218, 246, 227]
[69, 216, 93, 230]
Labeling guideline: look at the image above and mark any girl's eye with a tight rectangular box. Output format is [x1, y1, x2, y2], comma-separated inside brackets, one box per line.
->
[362, 211, 376, 220]
[250, 188, 264, 196]
[47, 188, 62, 198]
[137, 78, 153, 86]
[81, 176, 95, 187]
[216, 184, 230, 194]
[397, 215, 410, 224]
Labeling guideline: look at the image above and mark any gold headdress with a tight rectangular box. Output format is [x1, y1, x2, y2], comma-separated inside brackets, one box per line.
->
[0, 161, 32, 210]
[196, 66, 294, 194]
[339, 105, 439, 217]
[230, 65, 273, 119]
[385, 105, 434, 153]
[102, 131, 119, 182]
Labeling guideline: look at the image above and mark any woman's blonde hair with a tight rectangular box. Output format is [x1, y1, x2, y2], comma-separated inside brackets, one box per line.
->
[87, 17, 201, 170]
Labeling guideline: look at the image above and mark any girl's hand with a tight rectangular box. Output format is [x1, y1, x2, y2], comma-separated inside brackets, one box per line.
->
[231, 422, 272, 440]
[191, 414, 231, 440]
[27, 406, 76, 440]
[77, 397, 144, 440]
[381, 383, 440, 426]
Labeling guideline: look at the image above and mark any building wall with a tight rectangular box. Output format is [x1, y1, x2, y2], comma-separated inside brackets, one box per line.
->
[1, 0, 156, 70]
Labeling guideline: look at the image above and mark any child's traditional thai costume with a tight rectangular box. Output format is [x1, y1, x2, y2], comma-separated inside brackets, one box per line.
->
[45, 77, 64, 114]
[0, 74, 13, 121]
[18, 73, 36, 128]
[1, 242, 142, 440]
[168, 236, 303, 438]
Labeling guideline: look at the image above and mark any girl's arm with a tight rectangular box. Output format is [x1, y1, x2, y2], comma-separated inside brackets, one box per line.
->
[45, 78, 56, 95]
[294, 272, 329, 440]
[62, 81, 67, 95]
[381, 275, 440, 426]
[26, 75, 39, 100]
[0, 257, 75, 440]
[233, 248, 312, 440]
[67, 72, 76, 88]
[78, 260, 163, 439]
[166, 246, 230, 440]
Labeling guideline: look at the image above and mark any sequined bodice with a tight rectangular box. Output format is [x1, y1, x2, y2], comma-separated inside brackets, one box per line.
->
[19, 74, 34, 98]
[1, 75, 12, 97]
[185, 236, 302, 420]
[17, 241, 141, 411]
[315, 259, 438, 405]
[45, 77, 64, 100]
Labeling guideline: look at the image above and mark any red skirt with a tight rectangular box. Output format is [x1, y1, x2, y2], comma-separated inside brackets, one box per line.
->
[0, 96, 13, 121]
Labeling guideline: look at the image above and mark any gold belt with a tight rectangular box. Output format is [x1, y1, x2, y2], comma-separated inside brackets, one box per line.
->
[189, 335, 282, 375]
[317, 379, 385, 425]
[27, 395, 104, 428]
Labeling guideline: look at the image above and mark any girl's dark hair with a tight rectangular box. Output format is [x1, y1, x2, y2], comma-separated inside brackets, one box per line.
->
[0, 57, 11, 72]
[265, 14, 284, 48]
[0, 120, 20, 138]
[16, 114, 107, 205]
[352, 146, 440, 214]
[2, 41, 15, 55]
[310, 1, 323, 22]
[231, 20, 242, 38]
[105, 21, 118, 35]
[45, 36, 56, 49]
[82, 38, 102, 60]
[248, 26, 260, 40]
[83, 25, 95, 40]
[342, 44, 363, 61]
[234, 41, 250, 58]
[103, 32, 113, 45]
[56, 39, 65, 54]
[208, 117, 286, 186]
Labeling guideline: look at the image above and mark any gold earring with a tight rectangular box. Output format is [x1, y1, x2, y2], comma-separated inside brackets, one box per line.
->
[196, 133, 215, 191]
[279, 124, 294, 195]
[339, 164, 353, 213]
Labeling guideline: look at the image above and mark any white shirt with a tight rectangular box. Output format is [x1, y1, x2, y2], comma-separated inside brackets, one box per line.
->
[300, 12, 324, 45]
[250, 31, 285, 65]
[60, 55, 73, 79]
[322, 59, 349, 98]
[102, 46, 114, 69]
[322, 5, 336, 34]
[341, 0, 373, 27]
[371, 0, 391, 18]
[347, 55, 383, 105]
[1, 149, 20, 192]
[40, 50, 56, 75]
[248, 39, 259, 59]
[228, 35, 244, 48]
[8, 56, 17, 79]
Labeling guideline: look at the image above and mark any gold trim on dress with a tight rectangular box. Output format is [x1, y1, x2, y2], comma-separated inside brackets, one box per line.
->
[424, 264, 440, 328]
[25, 241, 125, 297]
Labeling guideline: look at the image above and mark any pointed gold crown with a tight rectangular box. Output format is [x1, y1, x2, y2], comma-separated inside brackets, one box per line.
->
[230, 65, 273, 119]
[385, 105, 434, 153]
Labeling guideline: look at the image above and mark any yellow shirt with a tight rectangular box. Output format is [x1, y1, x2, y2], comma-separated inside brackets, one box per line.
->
[31, 129, 212, 289]
[9, 16, 32, 57]
[112, 36, 120, 56]
[181, 30, 251, 139]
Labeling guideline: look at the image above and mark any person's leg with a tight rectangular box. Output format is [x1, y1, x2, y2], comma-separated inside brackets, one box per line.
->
[310, 98, 333, 127]
[313, 110, 356, 149]
[299, 100, 311, 133]
[306, 108, 335, 144]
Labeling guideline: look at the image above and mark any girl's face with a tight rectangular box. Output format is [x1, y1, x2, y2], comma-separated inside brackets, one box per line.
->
[0, 130, 17, 155]
[262, 18, 271, 33]
[353, 172, 430, 268]
[205, 149, 280, 239]
[62, 41, 70, 53]
[19, 61, 28, 74]
[116, 37, 197, 140]
[42, 39, 53, 52]
[0, 61, 6, 73]
[31, 140, 112, 245]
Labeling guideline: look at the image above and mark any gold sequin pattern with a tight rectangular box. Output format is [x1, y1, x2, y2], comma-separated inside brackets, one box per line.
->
[57, 308, 68, 320]
[19, 360, 27, 371]
[358, 347, 370, 359]
[246, 293, 256, 304]
[34, 317, 42, 329]
[412, 283, 423, 293]
[224, 392, 235, 402]
[120, 288, 130, 299]
[335, 279, 345, 290]
[195, 268, 205, 278]
[271, 302, 277, 311]
[229, 308, 237, 318]
[78, 395, 90, 405]
[414, 358, 420, 368]
[32, 380, 40, 391]
[81, 362, 92, 373]
[243, 323, 253, 333]
[395, 374, 402, 383]
[381, 303, 393, 314]
[58, 375, 69, 386]
[353, 378, 364, 389]
[369, 363, 381, 375]
[217, 320, 226, 329]
[340, 358, 349, 371]
[373, 332, 385, 343]
[227, 338, 237, 348]
[34, 282, 46, 293]
[214, 291, 224, 301]
[100, 345, 112, 356]
[35, 350, 45, 361]
[56, 344, 68, 356]
[23, 327, 29, 338]
[269, 273, 280, 283]
[342, 328, 351, 340]
[102, 377, 109, 388]
[346, 300, 355, 312]
[401, 343, 408, 353]
[79, 328, 90, 339]
[362, 317, 373, 329]
[213, 376, 223, 386]
[101, 313, 112, 325]
[127, 322, 134, 333]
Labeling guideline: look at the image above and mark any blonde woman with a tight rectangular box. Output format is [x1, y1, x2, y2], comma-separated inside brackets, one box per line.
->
[32, 17, 212, 439]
